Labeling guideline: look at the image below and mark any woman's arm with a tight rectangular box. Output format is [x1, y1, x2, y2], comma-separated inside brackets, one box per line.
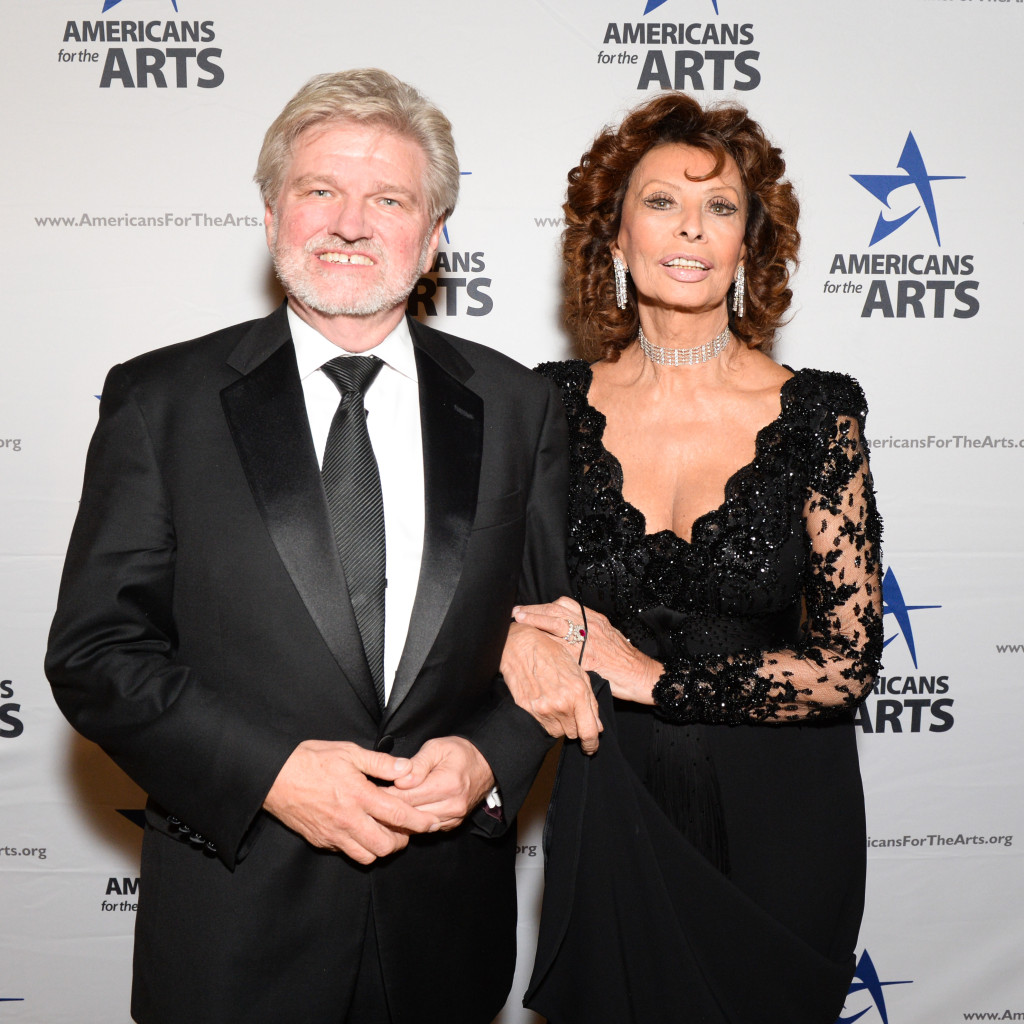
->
[510, 411, 882, 724]
[652, 412, 882, 724]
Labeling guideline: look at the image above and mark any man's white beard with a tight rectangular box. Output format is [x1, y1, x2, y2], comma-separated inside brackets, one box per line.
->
[271, 230, 434, 318]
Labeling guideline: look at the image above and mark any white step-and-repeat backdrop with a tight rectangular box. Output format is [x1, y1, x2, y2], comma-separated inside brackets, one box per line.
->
[2, 0, 1021, 1021]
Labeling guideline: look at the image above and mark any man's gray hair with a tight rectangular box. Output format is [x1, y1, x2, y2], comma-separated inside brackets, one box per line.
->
[255, 68, 459, 222]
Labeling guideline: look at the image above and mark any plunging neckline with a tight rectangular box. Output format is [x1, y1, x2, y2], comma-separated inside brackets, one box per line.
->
[580, 362, 798, 547]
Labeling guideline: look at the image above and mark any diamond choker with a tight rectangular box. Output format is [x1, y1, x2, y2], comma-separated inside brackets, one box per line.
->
[638, 323, 731, 366]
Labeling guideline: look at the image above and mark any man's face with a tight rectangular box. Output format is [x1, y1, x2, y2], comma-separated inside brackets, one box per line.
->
[265, 122, 441, 331]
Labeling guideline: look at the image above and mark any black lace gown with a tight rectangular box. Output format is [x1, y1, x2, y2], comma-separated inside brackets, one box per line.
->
[525, 361, 883, 1024]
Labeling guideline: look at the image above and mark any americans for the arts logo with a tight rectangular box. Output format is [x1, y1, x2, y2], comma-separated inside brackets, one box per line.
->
[824, 131, 976, 319]
[596, 0, 760, 92]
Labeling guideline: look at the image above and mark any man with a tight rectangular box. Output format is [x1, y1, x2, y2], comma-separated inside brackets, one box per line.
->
[46, 69, 566, 1024]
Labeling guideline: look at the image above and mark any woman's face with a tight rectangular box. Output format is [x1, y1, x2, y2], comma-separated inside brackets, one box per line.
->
[612, 143, 747, 320]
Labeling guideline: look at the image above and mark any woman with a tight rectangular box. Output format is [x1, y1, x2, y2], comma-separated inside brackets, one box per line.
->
[501, 93, 882, 1024]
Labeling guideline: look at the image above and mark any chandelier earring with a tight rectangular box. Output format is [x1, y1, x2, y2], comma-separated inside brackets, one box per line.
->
[732, 264, 746, 319]
[613, 257, 629, 310]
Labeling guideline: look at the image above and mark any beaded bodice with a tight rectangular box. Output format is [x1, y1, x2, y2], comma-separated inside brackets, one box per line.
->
[537, 359, 883, 724]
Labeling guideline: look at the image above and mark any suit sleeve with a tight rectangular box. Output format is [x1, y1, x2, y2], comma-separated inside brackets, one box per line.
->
[462, 377, 570, 836]
[45, 363, 297, 869]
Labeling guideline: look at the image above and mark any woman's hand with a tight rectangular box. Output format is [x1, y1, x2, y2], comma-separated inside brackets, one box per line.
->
[500, 619, 603, 753]
[511, 596, 661, 706]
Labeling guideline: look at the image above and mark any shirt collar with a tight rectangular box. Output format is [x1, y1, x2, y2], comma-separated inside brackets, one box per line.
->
[288, 305, 418, 384]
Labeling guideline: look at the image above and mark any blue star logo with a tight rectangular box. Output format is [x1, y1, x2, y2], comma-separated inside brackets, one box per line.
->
[882, 567, 940, 670]
[644, 0, 719, 14]
[837, 950, 912, 1024]
[103, 0, 179, 11]
[851, 132, 963, 246]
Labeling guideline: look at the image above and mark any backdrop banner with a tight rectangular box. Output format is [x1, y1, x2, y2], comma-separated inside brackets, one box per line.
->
[2, 0, 1021, 1021]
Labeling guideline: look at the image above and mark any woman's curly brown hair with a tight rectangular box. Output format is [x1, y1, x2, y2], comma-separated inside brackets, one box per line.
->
[563, 92, 800, 359]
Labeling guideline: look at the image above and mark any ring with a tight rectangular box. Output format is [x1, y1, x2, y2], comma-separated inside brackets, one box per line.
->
[563, 620, 586, 645]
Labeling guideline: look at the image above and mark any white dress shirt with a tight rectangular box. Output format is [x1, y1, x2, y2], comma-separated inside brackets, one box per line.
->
[288, 307, 425, 702]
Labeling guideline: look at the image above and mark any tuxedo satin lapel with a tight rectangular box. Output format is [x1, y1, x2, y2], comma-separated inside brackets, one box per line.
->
[221, 326, 380, 721]
[386, 323, 482, 718]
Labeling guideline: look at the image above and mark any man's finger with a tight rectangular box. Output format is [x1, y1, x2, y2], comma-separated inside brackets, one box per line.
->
[390, 747, 441, 790]
[345, 747, 413, 781]
[364, 786, 440, 834]
[402, 801, 465, 826]
[388, 776, 450, 808]
[335, 818, 414, 864]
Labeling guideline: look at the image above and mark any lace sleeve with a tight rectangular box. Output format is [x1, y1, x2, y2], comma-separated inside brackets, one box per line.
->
[652, 410, 883, 724]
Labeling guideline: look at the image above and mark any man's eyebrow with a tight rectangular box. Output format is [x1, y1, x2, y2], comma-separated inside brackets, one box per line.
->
[371, 181, 420, 203]
[288, 173, 339, 191]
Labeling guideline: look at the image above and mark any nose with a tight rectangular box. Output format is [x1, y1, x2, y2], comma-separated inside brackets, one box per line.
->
[675, 202, 705, 241]
[329, 198, 371, 242]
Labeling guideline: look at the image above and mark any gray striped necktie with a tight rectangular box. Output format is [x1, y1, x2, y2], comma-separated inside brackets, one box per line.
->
[321, 355, 387, 707]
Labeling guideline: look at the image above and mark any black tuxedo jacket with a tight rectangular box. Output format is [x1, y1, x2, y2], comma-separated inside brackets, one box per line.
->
[46, 305, 567, 1024]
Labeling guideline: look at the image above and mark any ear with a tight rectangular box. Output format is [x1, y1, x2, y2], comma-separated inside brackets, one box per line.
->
[263, 204, 275, 252]
[610, 243, 625, 268]
[424, 217, 444, 267]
